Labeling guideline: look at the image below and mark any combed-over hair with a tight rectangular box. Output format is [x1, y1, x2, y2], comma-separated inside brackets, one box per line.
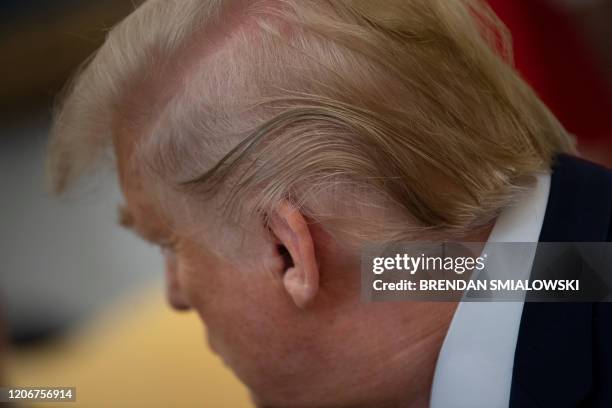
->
[48, 0, 575, 242]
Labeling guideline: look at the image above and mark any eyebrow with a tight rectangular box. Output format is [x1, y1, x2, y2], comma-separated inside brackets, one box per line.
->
[117, 205, 169, 246]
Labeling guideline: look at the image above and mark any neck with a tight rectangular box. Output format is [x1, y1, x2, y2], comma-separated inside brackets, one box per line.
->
[308, 300, 458, 408]
[370, 301, 459, 408]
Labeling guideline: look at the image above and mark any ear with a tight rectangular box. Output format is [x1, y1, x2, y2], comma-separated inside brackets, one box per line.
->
[267, 200, 319, 309]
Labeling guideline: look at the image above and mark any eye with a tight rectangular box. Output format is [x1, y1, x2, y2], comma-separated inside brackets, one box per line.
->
[158, 237, 179, 254]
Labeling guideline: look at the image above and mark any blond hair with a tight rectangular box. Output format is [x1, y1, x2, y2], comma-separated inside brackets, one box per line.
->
[48, 0, 575, 242]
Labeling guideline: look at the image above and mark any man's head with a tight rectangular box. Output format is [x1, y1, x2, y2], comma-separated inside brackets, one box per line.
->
[47, 0, 574, 406]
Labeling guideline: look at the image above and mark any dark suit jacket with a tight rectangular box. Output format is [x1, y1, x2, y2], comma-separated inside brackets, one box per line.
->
[510, 154, 612, 407]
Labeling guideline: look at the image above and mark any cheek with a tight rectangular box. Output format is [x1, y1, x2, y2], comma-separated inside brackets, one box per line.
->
[175, 241, 313, 386]
[175, 242, 272, 340]
[175, 242, 240, 313]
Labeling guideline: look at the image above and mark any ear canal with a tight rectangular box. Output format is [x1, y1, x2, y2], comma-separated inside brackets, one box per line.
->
[277, 244, 294, 270]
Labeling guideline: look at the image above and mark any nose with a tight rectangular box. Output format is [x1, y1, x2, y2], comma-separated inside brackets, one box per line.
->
[162, 248, 192, 311]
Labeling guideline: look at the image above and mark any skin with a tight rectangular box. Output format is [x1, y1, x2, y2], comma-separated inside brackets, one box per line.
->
[113, 122, 493, 407]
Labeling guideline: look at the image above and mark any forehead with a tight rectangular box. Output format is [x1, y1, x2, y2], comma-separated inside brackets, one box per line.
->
[113, 122, 164, 226]
[111, 120, 217, 243]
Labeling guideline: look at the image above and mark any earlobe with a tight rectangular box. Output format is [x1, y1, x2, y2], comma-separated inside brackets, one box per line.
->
[268, 201, 319, 309]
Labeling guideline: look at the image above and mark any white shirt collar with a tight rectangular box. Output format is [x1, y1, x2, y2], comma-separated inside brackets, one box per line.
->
[429, 172, 551, 408]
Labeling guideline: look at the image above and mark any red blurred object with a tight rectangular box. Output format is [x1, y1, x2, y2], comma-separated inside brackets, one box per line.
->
[488, 0, 612, 164]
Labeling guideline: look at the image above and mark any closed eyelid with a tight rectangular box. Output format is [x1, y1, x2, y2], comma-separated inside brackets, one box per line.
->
[118, 205, 135, 228]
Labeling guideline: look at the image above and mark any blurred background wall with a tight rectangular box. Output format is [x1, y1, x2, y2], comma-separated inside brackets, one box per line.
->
[0, 0, 160, 345]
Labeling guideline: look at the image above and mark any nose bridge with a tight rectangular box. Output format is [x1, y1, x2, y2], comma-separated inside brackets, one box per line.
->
[162, 247, 192, 310]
